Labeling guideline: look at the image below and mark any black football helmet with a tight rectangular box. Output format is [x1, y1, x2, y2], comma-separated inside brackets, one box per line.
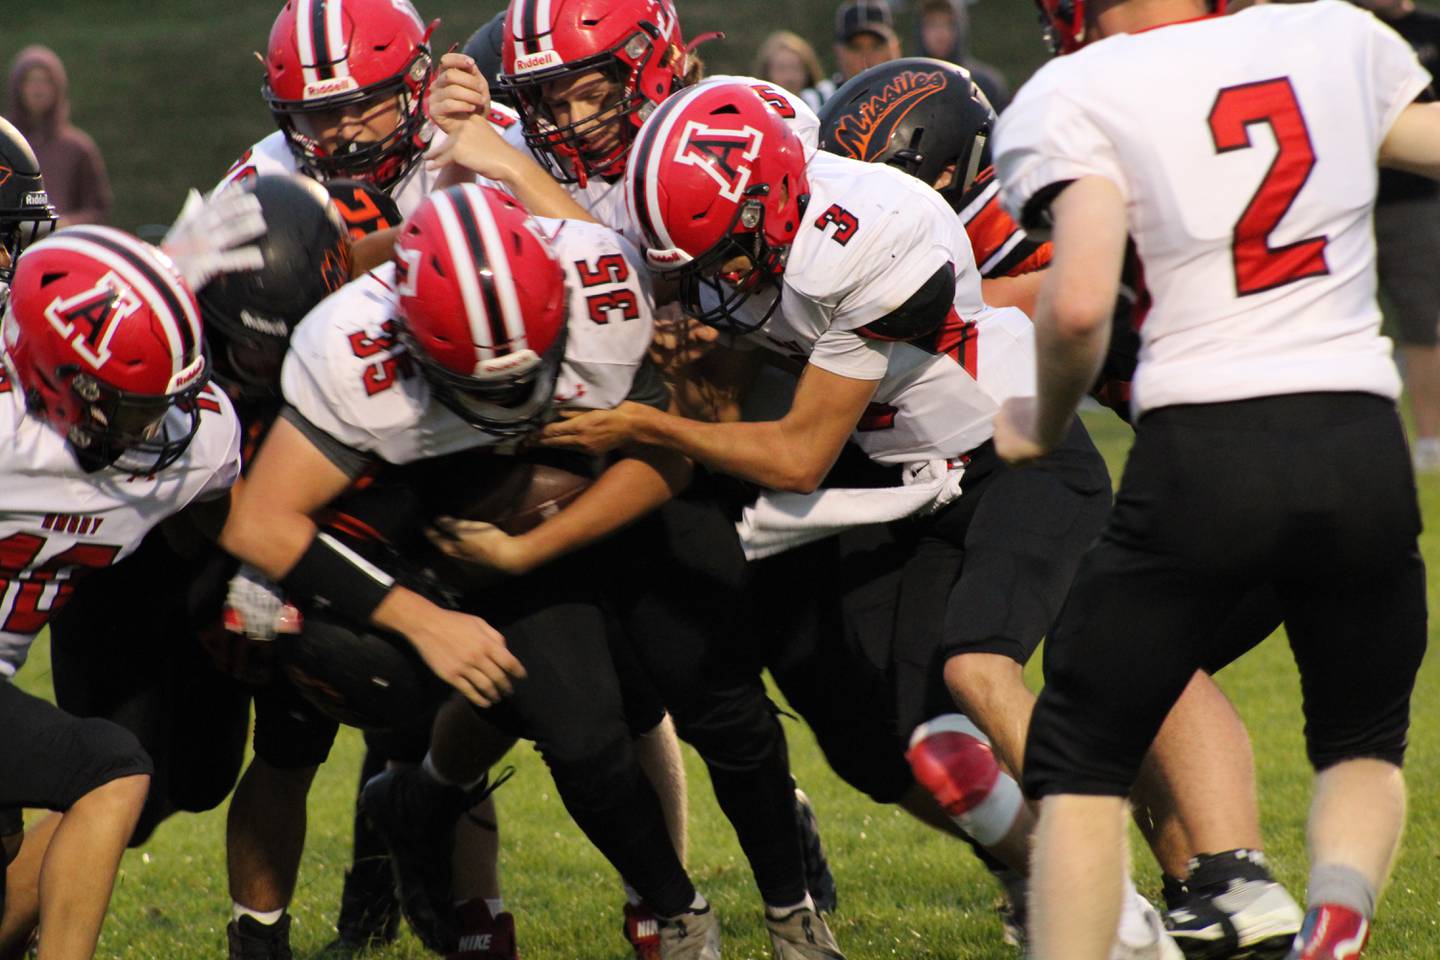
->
[197, 174, 352, 400]
[0, 116, 58, 287]
[462, 10, 514, 110]
[324, 177, 403, 239]
[818, 57, 994, 212]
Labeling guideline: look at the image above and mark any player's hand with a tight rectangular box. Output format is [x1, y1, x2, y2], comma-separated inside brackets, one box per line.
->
[538, 403, 646, 455]
[209, 565, 301, 683]
[426, 518, 535, 576]
[425, 112, 523, 181]
[993, 396, 1052, 466]
[648, 303, 719, 376]
[403, 603, 525, 708]
[427, 52, 491, 134]
[162, 187, 267, 290]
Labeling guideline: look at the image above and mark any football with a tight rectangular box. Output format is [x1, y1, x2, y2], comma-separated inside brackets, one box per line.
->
[414, 451, 595, 536]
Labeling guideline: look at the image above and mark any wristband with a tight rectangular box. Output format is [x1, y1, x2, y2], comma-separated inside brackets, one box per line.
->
[281, 531, 397, 624]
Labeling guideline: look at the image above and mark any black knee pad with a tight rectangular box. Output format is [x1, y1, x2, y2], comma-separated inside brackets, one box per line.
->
[539, 733, 637, 814]
[252, 683, 341, 771]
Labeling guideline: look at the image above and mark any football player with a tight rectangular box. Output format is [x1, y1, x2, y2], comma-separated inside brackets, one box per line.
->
[992, 0, 1440, 957]
[540, 80, 1204, 957]
[0, 219, 248, 959]
[219, 183, 726, 959]
[818, 57, 1304, 957]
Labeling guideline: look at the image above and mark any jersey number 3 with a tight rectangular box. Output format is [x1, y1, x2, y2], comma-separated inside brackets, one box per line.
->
[1209, 77, 1330, 297]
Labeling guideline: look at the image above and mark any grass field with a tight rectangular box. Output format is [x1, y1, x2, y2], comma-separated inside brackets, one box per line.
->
[10, 409, 1439, 959]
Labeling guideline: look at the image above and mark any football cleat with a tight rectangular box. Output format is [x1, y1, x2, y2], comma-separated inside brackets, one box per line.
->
[316, 857, 400, 958]
[227, 914, 294, 960]
[1165, 850, 1302, 959]
[794, 786, 838, 915]
[656, 903, 722, 960]
[765, 906, 846, 960]
[990, 864, 1028, 949]
[1284, 905, 1370, 960]
[623, 901, 662, 960]
[359, 767, 465, 953]
[449, 898, 519, 960]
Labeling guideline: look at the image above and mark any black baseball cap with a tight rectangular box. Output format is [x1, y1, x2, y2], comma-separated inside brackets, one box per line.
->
[835, 0, 898, 44]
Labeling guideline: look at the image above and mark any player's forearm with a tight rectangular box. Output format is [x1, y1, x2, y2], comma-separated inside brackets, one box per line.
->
[628, 404, 833, 493]
[487, 143, 596, 223]
[1380, 101, 1440, 179]
[1031, 304, 1110, 447]
[514, 449, 692, 570]
[218, 506, 319, 582]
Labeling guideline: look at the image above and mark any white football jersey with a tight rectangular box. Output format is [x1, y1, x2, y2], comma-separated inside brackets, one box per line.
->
[995, 0, 1429, 417]
[0, 370, 241, 676]
[282, 217, 656, 465]
[727, 152, 1035, 464]
[214, 103, 523, 217]
[499, 74, 819, 242]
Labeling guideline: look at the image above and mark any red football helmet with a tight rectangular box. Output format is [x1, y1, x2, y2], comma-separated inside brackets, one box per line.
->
[263, 0, 435, 189]
[1, 227, 210, 475]
[1035, 0, 1226, 54]
[393, 184, 568, 436]
[625, 81, 809, 332]
[498, 0, 689, 186]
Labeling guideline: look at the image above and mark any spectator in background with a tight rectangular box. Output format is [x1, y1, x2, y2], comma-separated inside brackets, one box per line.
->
[1356, 0, 1440, 470]
[914, 0, 1010, 111]
[834, 0, 902, 83]
[6, 46, 111, 227]
[754, 31, 835, 112]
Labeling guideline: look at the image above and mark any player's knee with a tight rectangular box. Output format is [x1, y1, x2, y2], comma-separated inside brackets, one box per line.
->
[943, 652, 1023, 711]
[906, 714, 1022, 846]
[55, 718, 154, 812]
[670, 698, 781, 773]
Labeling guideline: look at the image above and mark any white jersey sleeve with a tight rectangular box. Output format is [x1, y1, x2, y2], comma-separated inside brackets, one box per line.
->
[540, 218, 657, 409]
[992, 71, 1130, 236]
[784, 154, 970, 336]
[213, 131, 300, 194]
[281, 267, 485, 465]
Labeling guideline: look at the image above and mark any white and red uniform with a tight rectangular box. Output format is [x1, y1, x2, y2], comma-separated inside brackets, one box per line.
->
[0, 368, 241, 675]
[214, 103, 522, 216]
[995, 0, 1429, 418]
[727, 152, 1034, 465]
[500, 75, 818, 243]
[282, 217, 656, 463]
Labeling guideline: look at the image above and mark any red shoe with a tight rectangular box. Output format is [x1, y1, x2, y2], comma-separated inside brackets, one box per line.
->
[448, 898, 518, 960]
[622, 901, 662, 960]
[1287, 904, 1370, 960]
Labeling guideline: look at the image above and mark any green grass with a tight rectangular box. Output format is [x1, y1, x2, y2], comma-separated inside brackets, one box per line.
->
[10, 409, 1439, 959]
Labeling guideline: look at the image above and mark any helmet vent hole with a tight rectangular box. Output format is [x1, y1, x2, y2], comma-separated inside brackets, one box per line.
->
[713, 105, 739, 115]
[430, 256, 447, 277]
[40, 271, 64, 287]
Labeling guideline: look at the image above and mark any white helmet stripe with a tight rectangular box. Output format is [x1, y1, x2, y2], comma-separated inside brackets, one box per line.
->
[327, 0, 351, 78]
[460, 184, 529, 354]
[431, 191, 495, 366]
[296, 0, 320, 85]
[41, 235, 187, 381]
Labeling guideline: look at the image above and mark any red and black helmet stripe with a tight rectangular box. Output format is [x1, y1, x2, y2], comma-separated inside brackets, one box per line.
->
[310, 0, 336, 78]
[449, 192, 512, 356]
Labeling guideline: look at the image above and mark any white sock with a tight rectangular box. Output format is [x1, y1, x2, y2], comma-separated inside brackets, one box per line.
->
[486, 897, 505, 917]
[1117, 881, 1159, 946]
[622, 881, 643, 907]
[689, 891, 708, 912]
[765, 892, 815, 919]
[232, 904, 285, 926]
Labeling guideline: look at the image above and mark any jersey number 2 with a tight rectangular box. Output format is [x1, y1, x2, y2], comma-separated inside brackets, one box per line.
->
[1208, 77, 1330, 297]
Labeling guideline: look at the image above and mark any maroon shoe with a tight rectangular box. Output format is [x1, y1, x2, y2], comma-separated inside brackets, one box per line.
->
[448, 898, 518, 960]
[1286, 904, 1370, 960]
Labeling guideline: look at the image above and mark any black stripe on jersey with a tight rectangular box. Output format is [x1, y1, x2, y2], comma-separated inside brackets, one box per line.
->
[985, 236, 1045, 280]
[451, 196, 512, 355]
[312, 0, 334, 78]
[76, 231, 197, 360]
